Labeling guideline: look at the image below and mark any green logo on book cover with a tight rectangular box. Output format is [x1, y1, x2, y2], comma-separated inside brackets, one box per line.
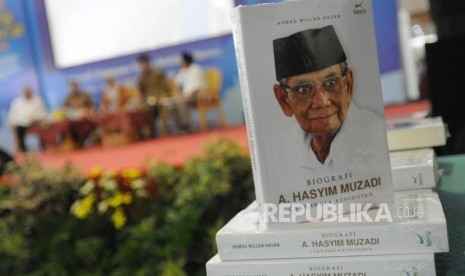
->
[353, 1, 367, 15]
[416, 231, 432, 247]
[412, 173, 424, 185]
[403, 267, 419, 276]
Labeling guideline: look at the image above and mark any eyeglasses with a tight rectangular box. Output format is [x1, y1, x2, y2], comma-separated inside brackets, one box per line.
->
[281, 76, 346, 101]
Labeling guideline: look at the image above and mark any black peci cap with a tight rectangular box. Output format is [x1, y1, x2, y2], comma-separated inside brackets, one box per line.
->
[273, 25, 346, 81]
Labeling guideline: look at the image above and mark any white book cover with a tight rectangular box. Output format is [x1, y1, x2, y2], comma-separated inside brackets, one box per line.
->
[390, 148, 439, 191]
[387, 116, 447, 151]
[207, 253, 436, 276]
[232, 0, 393, 226]
[216, 191, 448, 261]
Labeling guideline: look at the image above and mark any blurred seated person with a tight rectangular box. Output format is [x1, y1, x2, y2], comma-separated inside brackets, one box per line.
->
[173, 51, 205, 132]
[137, 54, 171, 136]
[101, 75, 130, 113]
[63, 80, 94, 119]
[7, 86, 47, 152]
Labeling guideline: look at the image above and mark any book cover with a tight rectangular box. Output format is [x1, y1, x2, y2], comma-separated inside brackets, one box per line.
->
[390, 148, 439, 191]
[386, 116, 447, 151]
[216, 191, 448, 261]
[207, 253, 436, 276]
[232, 0, 393, 225]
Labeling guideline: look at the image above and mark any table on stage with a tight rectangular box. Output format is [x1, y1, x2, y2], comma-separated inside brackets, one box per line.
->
[28, 110, 154, 151]
[93, 110, 153, 147]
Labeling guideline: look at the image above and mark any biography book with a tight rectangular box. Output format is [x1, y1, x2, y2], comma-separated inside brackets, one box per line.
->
[390, 148, 439, 191]
[386, 116, 447, 151]
[216, 191, 448, 261]
[207, 253, 436, 276]
[232, 0, 393, 226]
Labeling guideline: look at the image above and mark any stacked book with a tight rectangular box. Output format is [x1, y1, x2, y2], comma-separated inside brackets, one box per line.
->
[387, 116, 448, 192]
[208, 191, 448, 275]
[387, 116, 448, 152]
[206, 0, 449, 275]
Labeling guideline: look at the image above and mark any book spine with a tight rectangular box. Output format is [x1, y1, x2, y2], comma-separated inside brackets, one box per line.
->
[390, 149, 438, 191]
[207, 254, 436, 276]
[387, 121, 447, 151]
[391, 162, 437, 191]
[217, 222, 448, 261]
[231, 7, 264, 206]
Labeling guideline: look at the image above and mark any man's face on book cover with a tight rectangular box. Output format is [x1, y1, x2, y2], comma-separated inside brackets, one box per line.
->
[274, 63, 353, 137]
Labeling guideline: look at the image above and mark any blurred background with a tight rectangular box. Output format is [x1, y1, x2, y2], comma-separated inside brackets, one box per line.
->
[0, 0, 461, 155]
[0, 0, 464, 275]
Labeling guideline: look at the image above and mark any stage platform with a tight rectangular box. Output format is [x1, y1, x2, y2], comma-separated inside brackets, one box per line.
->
[16, 126, 248, 174]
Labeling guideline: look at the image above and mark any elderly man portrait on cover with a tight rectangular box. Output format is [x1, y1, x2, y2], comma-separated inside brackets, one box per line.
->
[271, 25, 387, 173]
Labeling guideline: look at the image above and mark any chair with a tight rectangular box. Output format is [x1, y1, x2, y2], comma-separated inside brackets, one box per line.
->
[197, 67, 227, 131]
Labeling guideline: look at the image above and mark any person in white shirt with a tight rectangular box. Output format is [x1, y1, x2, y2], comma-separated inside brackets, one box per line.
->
[173, 52, 205, 132]
[7, 86, 47, 152]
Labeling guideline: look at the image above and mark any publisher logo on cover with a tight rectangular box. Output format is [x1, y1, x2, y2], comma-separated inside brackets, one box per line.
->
[416, 231, 433, 247]
[353, 1, 367, 15]
[403, 267, 419, 276]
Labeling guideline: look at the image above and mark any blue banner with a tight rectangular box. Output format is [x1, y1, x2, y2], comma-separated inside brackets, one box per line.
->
[0, 0, 38, 123]
[0, 0, 39, 153]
